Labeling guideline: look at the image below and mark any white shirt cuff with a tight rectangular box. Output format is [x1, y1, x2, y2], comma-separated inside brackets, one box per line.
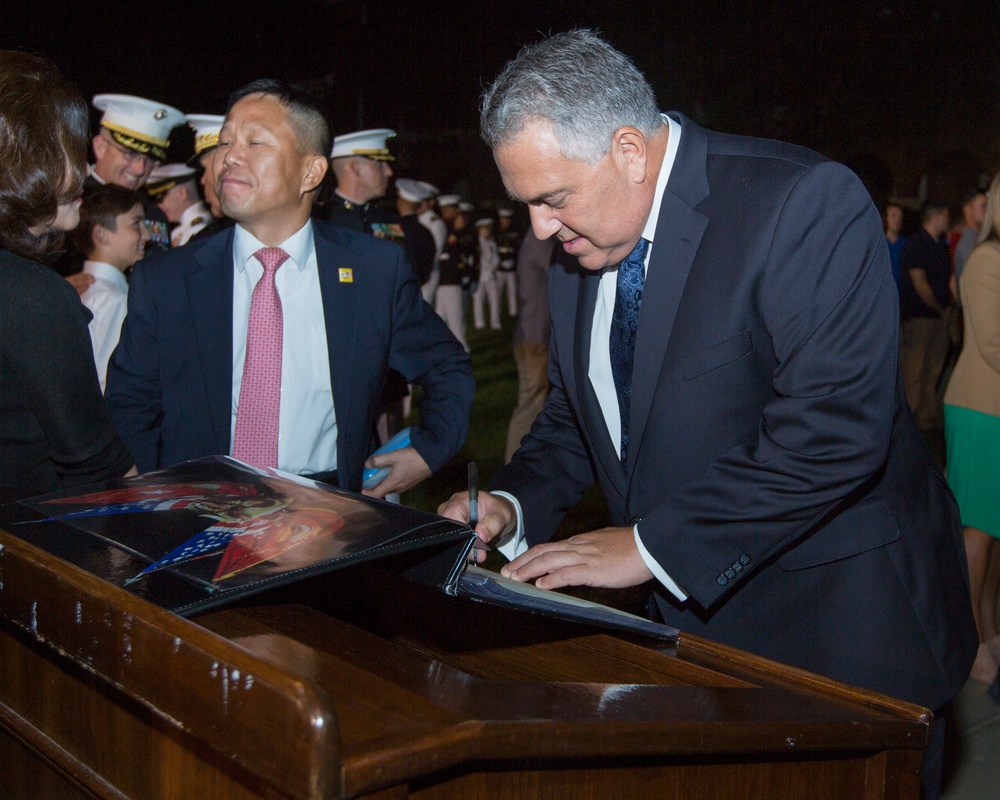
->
[488, 493, 687, 604]
[634, 525, 687, 601]
[491, 491, 529, 560]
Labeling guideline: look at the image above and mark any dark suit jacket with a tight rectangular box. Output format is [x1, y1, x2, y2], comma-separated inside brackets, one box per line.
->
[105, 220, 474, 492]
[491, 114, 976, 710]
[399, 213, 437, 285]
[0, 249, 132, 498]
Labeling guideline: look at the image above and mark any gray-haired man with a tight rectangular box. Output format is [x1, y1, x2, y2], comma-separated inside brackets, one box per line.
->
[440, 30, 974, 797]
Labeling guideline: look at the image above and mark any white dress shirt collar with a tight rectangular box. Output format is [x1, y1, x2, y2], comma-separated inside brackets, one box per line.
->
[82, 260, 129, 290]
[642, 113, 682, 247]
[233, 219, 315, 275]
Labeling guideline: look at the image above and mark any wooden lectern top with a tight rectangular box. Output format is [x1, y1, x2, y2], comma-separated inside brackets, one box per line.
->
[0, 527, 929, 800]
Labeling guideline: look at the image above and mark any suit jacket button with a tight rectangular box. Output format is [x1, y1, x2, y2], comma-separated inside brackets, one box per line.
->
[732, 562, 743, 573]
[725, 568, 737, 579]
[740, 554, 751, 566]
[716, 575, 728, 586]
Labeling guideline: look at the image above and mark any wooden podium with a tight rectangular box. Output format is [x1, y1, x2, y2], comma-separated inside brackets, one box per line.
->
[0, 526, 928, 800]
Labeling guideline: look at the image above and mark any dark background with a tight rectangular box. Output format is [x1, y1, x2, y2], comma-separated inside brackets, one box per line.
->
[4, 0, 999, 212]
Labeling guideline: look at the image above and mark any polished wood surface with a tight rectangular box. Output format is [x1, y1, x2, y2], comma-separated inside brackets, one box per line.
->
[0, 527, 928, 799]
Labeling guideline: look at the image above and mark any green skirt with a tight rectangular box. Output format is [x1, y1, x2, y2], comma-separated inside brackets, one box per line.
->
[944, 404, 1000, 539]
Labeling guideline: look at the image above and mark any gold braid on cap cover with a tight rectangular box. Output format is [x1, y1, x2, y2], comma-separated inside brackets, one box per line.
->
[146, 180, 178, 197]
[350, 148, 395, 161]
[102, 120, 169, 160]
[194, 132, 220, 155]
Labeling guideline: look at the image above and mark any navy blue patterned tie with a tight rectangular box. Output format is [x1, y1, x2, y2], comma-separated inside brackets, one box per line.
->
[609, 237, 649, 464]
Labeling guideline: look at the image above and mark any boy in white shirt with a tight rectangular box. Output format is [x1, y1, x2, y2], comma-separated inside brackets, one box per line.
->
[72, 185, 150, 391]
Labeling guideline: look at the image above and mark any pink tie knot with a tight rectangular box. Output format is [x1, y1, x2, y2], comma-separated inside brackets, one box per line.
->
[254, 246, 290, 275]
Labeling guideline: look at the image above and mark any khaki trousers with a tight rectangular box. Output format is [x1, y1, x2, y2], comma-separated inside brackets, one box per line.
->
[505, 341, 550, 462]
[901, 314, 951, 430]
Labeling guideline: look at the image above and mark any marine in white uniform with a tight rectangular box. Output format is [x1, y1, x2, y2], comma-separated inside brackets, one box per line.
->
[185, 113, 234, 242]
[472, 217, 501, 330]
[495, 206, 520, 317]
[146, 163, 210, 246]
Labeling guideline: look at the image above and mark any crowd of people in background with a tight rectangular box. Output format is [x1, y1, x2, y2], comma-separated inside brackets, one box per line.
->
[0, 55, 549, 510]
[888, 184, 1000, 691]
[2, 30, 990, 796]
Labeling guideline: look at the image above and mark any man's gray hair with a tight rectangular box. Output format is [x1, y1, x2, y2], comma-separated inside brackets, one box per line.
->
[480, 29, 662, 164]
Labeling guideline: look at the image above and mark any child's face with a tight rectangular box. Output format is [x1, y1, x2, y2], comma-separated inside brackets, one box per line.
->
[103, 203, 150, 269]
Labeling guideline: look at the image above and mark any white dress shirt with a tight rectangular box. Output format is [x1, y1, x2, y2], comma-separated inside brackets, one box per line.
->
[80, 260, 129, 393]
[231, 221, 338, 475]
[497, 114, 688, 601]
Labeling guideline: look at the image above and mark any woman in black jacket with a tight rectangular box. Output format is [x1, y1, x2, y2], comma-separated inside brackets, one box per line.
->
[0, 50, 134, 500]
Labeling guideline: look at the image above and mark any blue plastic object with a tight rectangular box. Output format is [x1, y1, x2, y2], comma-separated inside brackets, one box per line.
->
[361, 427, 413, 490]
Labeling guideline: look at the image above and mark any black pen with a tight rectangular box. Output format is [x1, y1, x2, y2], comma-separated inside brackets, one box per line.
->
[468, 461, 479, 527]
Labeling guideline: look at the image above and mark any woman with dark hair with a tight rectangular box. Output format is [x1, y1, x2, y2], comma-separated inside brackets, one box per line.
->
[0, 50, 134, 499]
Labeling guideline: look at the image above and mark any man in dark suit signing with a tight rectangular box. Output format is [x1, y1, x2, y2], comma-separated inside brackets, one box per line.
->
[439, 30, 975, 795]
[106, 80, 473, 497]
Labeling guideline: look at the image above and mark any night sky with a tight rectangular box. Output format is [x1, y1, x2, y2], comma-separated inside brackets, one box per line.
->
[4, 0, 999, 207]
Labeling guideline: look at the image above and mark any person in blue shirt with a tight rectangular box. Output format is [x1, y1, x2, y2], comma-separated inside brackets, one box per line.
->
[884, 201, 906, 289]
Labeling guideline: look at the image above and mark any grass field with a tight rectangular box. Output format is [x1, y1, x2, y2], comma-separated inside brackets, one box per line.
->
[402, 306, 611, 536]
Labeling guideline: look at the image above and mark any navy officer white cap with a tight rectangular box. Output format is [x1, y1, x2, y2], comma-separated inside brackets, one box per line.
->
[93, 94, 185, 162]
[419, 181, 440, 197]
[437, 194, 460, 207]
[146, 163, 197, 197]
[185, 114, 225, 156]
[396, 178, 431, 203]
[149, 163, 196, 181]
[330, 128, 396, 160]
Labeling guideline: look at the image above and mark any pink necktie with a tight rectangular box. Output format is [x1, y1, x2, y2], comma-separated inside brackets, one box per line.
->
[232, 247, 290, 468]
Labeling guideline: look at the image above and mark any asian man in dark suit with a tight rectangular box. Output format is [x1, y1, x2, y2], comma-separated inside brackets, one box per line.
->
[106, 80, 473, 498]
[439, 30, 975, 797]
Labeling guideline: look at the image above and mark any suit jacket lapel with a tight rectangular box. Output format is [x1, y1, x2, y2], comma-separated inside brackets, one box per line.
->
[315, 226, 360, 464]
[186, 228, 236, 455]
[629, 114, 710, 473]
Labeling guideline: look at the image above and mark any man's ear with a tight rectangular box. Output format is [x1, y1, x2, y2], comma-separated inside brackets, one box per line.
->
[612, 127, 648, 185]
[92, 223, 109, 251]
[92, 134, 106, 161]
[302, 154, 328, 193]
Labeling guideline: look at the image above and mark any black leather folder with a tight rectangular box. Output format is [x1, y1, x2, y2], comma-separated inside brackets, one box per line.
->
[0, 457, 677, 640]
